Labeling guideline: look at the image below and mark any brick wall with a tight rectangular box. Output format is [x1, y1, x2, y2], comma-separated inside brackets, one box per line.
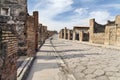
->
[27, 11, 39, 56]
[0, 24, 18, 80]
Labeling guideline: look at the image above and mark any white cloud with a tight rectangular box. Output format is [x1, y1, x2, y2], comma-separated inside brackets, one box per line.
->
[89, 11, 114, 24]
[74, 8, 88, 16]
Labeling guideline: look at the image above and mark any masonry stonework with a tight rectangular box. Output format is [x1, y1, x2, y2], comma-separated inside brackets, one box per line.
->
[0, 23, 18, 80]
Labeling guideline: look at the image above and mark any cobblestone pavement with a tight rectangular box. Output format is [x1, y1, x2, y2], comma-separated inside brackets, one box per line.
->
[52, 35, 120, 80]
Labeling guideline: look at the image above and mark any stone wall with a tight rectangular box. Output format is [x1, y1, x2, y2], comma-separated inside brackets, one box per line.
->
[89, 15, 120, 46]
[89, 19, 106, 43]
[92, 33, 105, 44]
[59, 29, 64, 39]
[104, 15, 120, 46]
[0, 0, 28, 55]
[27, 11, 38, 56]
[0, 24, 18, 80]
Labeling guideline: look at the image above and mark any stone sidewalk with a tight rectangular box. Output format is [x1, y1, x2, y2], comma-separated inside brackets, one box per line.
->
[26, 39, 70, 80]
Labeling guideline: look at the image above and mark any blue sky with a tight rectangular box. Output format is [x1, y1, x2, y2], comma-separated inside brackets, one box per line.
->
[28, 0, 120, 31]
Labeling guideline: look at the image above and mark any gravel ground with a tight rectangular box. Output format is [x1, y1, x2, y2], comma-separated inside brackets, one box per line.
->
[52, 35, 120, 80]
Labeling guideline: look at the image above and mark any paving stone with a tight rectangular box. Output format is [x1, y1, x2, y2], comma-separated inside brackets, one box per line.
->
[96, 76, 109, 80]
[83, 68, 96, 74]
[109, 77, 120, 80]
[76, 65, 86, 72]
[104, 67, 119, 72]
[94, 69, 105, 76]
[85, 74, 96, 79]
[106, 72, 115, 76]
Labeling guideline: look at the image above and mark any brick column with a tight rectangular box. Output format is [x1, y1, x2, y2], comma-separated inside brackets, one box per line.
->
[33, 11, 39, 51]
[89, 19, 95, 43]
[27, 16, 36, 56]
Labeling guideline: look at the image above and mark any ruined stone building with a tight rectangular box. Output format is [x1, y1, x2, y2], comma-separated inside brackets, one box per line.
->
[59, 27, 73, 40]
[0, 0, 28, 56]
[89, 19, 106, 44]
[0, 0, 27, 79]
[104, 15, 120, 46]
[59, 29, 64, 39]
[73, 26, 89, 41]
[89, 15, 120, 46]
[59, 26, 89, 41]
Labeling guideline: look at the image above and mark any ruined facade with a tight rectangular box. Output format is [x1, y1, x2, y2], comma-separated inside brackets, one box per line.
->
[0, 0, 28, 55]
[59, 27, 72, 40]
[73, 26, 89, 41]
[104, 15, 120, 46]
[59, 29, 64, 39]
[89, 19, 106, 44]
[89, 15, 120, 46]
[59, 15, 120, 46]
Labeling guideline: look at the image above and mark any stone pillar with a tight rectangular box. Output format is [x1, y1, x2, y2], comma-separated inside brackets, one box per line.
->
[68, 30, 70, 40]
[59, 30, 62, 39]
[33, 11, 39, 51]
[89, 19, 95, 43]
[38, 24, 42, 45]
[27, 16, 36, 56]
[64, 27, 67, 39]
[104, 26, 110, 45]
[79, 31, 83, 42]
[73, 31, 76, 40]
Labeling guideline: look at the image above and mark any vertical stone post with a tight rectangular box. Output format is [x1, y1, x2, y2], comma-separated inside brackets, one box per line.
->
[73, 31, 76, 41]
[79, 31, 83, 42]
[59, 30, 62, 39]
[104, 26, 110, 45]
[64, 27, 67, 39]
[89, 19, 95, 43]
[27, 16, 36, 56]
[59, 31, 61, 38]
[33, 11, 39, 51]
[68, 30, 70, 40]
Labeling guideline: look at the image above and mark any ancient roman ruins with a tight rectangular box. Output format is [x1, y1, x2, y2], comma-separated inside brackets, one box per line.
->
[59, 15, 120, 46]
[1, 0, 120, 80]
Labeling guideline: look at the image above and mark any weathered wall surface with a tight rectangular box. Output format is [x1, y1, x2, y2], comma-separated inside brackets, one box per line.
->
[89, 19, 106, 43]
[0, 24, 18, 80]
[27, 11, 39, 56]
[0, 0, 28, 55]
[73, 27, 89, 41]
[92, 33, 105, 44]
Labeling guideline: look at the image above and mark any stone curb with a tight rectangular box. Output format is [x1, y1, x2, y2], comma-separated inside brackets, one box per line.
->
[60, 39, 120, 50]
[17, 56, 36, 80]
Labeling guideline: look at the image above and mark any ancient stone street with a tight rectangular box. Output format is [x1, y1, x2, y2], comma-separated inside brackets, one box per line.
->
[26, 34, 120, 80]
